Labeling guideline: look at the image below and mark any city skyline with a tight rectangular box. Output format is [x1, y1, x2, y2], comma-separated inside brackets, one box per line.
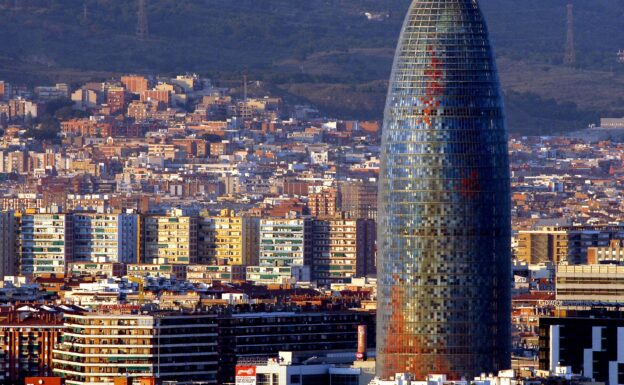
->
[0, 1, 623, 385]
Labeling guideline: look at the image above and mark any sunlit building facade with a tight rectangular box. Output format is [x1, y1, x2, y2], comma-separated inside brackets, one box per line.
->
[376, 0, 511, 380]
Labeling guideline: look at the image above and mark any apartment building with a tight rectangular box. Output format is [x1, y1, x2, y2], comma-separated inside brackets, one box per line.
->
[198, 209, 259, 265]
[0, 211, 16, 278]
[72, 212, 139, 264]
[18, 211, 73, 277]
[517, 225, 624, 264]
[142, 209, 197, 264]
[259, 215, 312, 267]
[53, 312, 218, 385]
[312, 218, 376, 285]
[0, 309, 63, 383]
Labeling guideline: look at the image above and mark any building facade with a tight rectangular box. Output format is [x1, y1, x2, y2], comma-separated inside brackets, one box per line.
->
[259, 216, 312, 268]
[0, 311, 62, 382]
[19, 211, 73, 277]
[217, 310, 375, 384]
[0, 211, 16, 278]
[312, 218, 376, 285]
[517, 225, 624, 265]
[142, 209, 197, 265]
[72, 212, 138, 264]
[556, 264, 624, 303]
[199, 209, 259, 265]
[376, 0, 511, 380]
[539, 317, 624, 385]
[53, 312, 218, 385]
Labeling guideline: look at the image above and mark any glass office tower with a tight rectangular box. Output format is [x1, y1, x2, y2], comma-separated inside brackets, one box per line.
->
[376, 0, 511, 380]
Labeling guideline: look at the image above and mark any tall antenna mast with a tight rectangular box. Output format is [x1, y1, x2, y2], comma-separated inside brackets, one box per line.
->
[243, 73, 248, 103]
[564, 4, 576, 65]
[136, 0, 149, 40]
[82, 1, 88, 24]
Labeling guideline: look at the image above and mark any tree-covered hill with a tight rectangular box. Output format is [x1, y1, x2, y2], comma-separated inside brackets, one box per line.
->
[1, 0, 623, 133]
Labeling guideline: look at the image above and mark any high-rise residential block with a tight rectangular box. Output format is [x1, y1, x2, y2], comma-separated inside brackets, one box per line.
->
[0, 309, 62, 382]
[312, 217, 376, 285]
[142, 209, 198, 265]
[198, 209, 259, 265]
[376, 0, 511, 379]
[18, 211, 73, 277]
[308, 188, 340, 218]
[0, 211, 17, 279]
[339, 180, 377, 220]
[259, 215, 312, 267]
[72, 212, 139, 264]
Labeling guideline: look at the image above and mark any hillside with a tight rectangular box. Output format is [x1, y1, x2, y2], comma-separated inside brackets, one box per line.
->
[1, 0, 623, 133]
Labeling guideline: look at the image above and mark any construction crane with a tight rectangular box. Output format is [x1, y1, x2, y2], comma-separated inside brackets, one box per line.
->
[127, 276, 146, 304]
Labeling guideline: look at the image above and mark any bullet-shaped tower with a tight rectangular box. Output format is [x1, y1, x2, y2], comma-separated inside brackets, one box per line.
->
[376, 0, 511, 380]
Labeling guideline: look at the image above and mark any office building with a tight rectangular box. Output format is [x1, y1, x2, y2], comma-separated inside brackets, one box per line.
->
[539, 316, 624, 385]
[217, 310, 375, 384]
[376, 0, 511, 379]
[556, 264, 624, 303]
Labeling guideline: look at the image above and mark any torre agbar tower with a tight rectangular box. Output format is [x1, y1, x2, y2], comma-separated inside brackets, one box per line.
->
[376, 0, 511, 381]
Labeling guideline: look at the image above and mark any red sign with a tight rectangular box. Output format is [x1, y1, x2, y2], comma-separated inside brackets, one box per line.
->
[235, 366, 257, 385]
[25, 378, 62, 385]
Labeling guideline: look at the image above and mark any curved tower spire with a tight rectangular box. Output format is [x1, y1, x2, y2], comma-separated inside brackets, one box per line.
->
[376, 0, 511, 380]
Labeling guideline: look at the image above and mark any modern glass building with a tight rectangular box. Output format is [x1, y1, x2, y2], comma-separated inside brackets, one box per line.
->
[376, 0, 511, 380]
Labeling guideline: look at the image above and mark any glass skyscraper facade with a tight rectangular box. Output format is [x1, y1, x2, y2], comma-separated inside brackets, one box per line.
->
[376, 0, 511, 381]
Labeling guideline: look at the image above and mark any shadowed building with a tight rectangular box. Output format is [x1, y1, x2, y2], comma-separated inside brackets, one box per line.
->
[376, 0, 511, 380]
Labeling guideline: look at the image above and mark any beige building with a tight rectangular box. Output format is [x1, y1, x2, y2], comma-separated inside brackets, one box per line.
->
[142, 209, 197, 264]
[587, 239, 624, 264]
[516, 225, 624, 264]
[516, 229, 568, 264]
[127, 263, 187, 280]
[556, 264, 624, 303]
[186, 264, 246, 284]
[198, 209, 259, 265]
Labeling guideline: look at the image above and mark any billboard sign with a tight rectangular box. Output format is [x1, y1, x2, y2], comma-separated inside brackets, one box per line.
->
[235, 365, 257, 385]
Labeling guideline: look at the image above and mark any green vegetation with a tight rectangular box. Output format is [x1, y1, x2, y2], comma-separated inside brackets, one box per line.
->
[1, 0, 623, 133]
[24, 98, 86, 143]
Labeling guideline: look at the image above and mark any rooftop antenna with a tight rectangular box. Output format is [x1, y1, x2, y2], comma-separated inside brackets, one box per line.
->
[564, 4, 576, 66]
[243, 72, 248, 103]
[136, 0, 149, 40]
